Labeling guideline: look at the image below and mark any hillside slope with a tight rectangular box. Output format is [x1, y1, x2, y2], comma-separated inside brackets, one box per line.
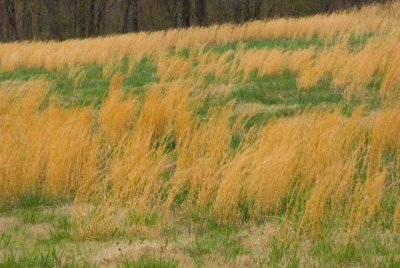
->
[0, 1, 400, 267]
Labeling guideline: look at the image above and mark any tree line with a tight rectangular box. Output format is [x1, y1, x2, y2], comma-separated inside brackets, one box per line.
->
[0, 0, 387, 42]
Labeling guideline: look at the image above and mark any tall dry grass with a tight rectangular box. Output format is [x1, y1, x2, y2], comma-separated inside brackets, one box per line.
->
[298, 35, 400, 97]
[0, 77, 399, 239]
[0, 1, 399, 72]
[153, 34, 400, 97]
[1, 1, 400, 240]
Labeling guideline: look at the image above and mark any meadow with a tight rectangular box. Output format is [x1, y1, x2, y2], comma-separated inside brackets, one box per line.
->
[0, 1, 400, 267]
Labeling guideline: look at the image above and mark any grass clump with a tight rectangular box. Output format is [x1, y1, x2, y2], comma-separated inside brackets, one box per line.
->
[118, 256, 179, 268]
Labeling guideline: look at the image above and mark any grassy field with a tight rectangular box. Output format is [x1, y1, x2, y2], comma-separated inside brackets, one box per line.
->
[1, 2, 400, 267]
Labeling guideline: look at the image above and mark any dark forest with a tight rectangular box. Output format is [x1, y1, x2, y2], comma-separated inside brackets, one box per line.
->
[0, 0, 388, 41]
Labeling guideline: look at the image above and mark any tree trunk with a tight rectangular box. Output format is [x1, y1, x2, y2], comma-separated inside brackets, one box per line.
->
[217, 0, 222, 22]
[36, 0, 43, 39]
[254, 0, 262, 20]
[88, 0, 96, 36]
[0, 1, 4, 41]
[96, 0, 112, 35]
[76, 0, 86, 38]
[180, 0, 190, 27]
[171, 0, 178, 28]
[71, 0, 79, 37]
[244, 0, 251, 21]
[122, 0, 130, 33]
[96, 0, 106, 35]
[46, 0, 62, 40]
[194, 0, 206, 26]
[22, 0, 33, 39]
[4, 0, 18, 40]
[131, 0, 139, 32]
[232, 0, 242, 23]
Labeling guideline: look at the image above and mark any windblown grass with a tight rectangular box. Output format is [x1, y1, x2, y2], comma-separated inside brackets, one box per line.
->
[1, 75, 399, 239]
[1, 1, 400, 266]
[0, 1, 400, 71]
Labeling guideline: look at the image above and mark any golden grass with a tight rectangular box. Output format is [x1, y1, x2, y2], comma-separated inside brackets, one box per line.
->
[0, 2, 399, 97]
[1, 1, 400, 241]
[298, 36, 400, 97]
[0, 76, 399, 239]
[0, 1, 399, 72]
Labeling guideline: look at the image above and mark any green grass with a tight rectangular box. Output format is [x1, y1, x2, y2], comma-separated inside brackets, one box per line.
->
[261, 229, 400, 268]
[313, 241, 362, 265]
[309, 230, 400, 267]
[266, 237, 298, 267]
[118, 256, 179, 268]
[1, 201, 399, 267]
[17, 192, 69, 209]
[205, 33, 373, 54]
[126, 211, 159, 228]
[123, 57, 158, 91]
[57, 56, 158, 106]
[231, 71, 340, 106]
[0, 233, 12, 249]
[0, 56, 158, 107]
[0, 249, 91, 268]
[348, 32, 375, 50]
[47, 214, 73, 243]
[0, 66, 55, 81]
[187, 219, 244, 265]
[0, 249, 61, 268]
[0, 192, 74, 248]
[195, 70, 345, 127]
[0, 191, 70, 214]
[207, 37, 324, 54]
[173, 37, 324, 59]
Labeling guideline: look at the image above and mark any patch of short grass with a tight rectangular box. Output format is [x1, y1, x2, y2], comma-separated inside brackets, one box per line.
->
[0, 249, 92, 268]
[310, 229, 400, 267]
[48, 214, 73, 243]
[0, 66, 53, 81]
[187, 219, 245, 264]
[266, 237, 300, 268]
[17, 192, 69, 209]
[123, 57, 158, 92]
[0, 56, 158, 107]
[118, 256, 179, 268]
[0, 192, 70, 214]
[208, 37, 323, 54]
[0, 249, 62, 268]
[0, 233, 12, 249]
[348, 32, 375, 51]
[231, 71, 341, 107]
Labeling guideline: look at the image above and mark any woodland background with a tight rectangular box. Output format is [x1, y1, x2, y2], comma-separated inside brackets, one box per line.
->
[0, 0, 388, 41]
